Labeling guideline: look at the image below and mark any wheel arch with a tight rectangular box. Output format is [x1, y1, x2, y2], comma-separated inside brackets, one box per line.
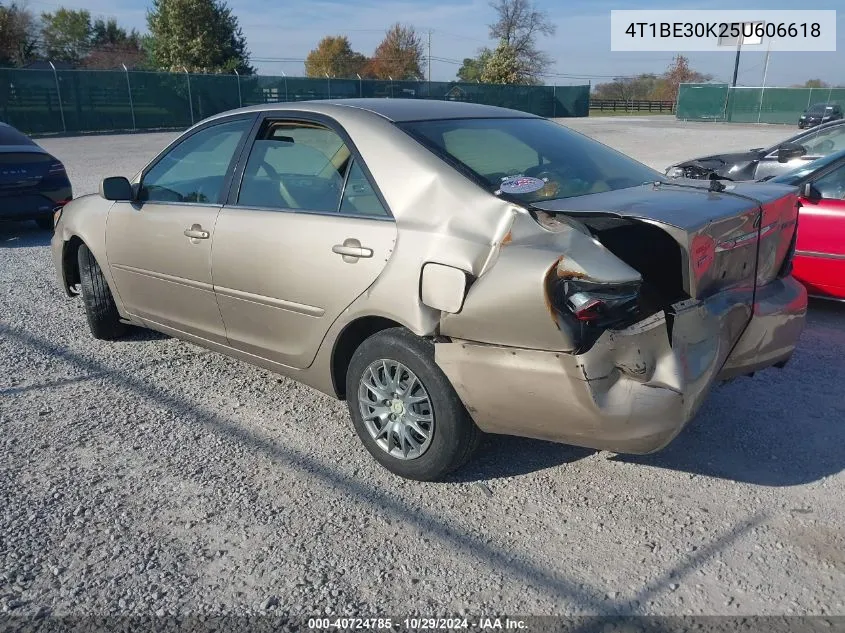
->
[61, 234, 85, 294]
[57, 228, 128, 319]
[330, 315, 406, 400]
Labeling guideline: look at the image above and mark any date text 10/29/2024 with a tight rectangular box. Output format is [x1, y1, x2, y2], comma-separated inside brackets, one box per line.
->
[307, 617, 528, 630]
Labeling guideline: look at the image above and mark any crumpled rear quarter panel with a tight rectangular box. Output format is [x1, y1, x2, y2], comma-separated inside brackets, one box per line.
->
[435, 282, 785, 454]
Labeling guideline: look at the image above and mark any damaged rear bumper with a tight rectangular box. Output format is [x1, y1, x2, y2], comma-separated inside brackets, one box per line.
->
[435, 276, 807, 454]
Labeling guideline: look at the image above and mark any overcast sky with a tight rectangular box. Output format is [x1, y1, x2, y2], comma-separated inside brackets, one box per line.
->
[24, 0, 845, 86]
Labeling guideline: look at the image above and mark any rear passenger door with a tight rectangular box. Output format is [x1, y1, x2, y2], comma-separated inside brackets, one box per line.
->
[212, 115, 397, 369]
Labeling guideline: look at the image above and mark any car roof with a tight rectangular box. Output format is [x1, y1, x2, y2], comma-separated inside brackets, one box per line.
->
[224, 98, 540, 122]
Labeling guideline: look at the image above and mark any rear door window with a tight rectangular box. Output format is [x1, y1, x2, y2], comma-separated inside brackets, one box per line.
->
[339, 160, 388, 217]
[237, 120, 352, 213]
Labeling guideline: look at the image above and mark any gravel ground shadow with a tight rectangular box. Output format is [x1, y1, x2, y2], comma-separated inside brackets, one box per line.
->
[1, 322, 767, 615]
[0, 222, 52, 248]
[449, 436, 595, 482]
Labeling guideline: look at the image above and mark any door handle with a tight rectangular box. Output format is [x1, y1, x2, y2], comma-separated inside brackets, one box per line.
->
[332, 245, 373, 258]
[332, 238, 373, 262]
[184, 224, 209, 240]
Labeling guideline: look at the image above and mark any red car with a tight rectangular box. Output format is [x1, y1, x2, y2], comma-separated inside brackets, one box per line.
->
[768, 150, 845, 300]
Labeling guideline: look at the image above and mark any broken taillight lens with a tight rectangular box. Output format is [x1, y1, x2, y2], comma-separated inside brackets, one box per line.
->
[52, 198, 71, 227]
[554, 279, 642, 329]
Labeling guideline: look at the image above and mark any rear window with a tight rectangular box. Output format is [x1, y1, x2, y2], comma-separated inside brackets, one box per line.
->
[0, 124, 36, 147]
[397, 118, 661, 203]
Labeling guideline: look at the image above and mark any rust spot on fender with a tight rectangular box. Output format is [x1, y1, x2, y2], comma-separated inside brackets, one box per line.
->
[501, 230, 513, 246]
[543, 257, 565, 329]
[554, 255, 589, 280]
[544, 255, 595, 330]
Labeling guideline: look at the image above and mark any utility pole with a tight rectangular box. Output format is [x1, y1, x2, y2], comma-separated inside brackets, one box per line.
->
[427, 29, 432, 89]
[731, 39, 741, 88]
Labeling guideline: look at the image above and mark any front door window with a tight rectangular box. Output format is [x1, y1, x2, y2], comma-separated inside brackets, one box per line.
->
[140, 119, 252, 203]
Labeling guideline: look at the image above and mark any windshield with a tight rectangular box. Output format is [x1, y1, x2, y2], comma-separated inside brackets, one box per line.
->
[769, 149, 845, 185]
[398, 118, 662, 203]
[807, 104, 832, 114]
[765, 122, 845, 157]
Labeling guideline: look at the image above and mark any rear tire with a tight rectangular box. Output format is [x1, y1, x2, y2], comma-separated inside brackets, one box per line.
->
[345, 328, 481, 481]
[34, 216, 53, 231]
[77, 243, 127, 340]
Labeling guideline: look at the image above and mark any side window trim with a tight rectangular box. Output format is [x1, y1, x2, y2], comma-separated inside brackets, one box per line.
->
[225, 110, 394, 220]
[336, 156, 355, 214]
[138, 113, 258, 207]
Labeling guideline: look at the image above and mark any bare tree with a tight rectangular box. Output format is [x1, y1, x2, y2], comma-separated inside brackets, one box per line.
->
[0, 2, 37, 66]
[488, 0, 556, 83]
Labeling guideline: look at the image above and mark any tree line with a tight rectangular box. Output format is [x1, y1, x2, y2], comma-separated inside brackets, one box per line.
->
[304, 0, 557, 84]
[591, 56, 711, 104]
[1, 0, 558, 84]
[5, 0, 836, 90]
[0, 0, 252, 73]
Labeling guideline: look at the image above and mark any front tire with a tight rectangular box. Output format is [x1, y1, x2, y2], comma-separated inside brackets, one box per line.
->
[77, 243, 127, 340]
[345, 328, 481, 481]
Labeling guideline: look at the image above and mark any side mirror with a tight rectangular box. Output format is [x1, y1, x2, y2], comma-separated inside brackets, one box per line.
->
[99, 176, 133, 201]
[801, 182, 822, 202]
[777, 142, 807, 163]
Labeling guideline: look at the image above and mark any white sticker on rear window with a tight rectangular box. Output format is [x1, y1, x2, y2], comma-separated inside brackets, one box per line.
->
[498, 175, 546, 195]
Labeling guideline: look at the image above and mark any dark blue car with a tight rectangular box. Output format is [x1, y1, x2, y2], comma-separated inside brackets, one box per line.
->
[0, 122, 72, 231]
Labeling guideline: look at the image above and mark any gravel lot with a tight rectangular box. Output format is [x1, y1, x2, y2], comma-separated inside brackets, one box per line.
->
[1, 116, 843, 620]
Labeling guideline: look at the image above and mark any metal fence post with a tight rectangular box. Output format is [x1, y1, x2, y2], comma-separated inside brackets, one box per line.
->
[183, 67, 194, 125]
[49, 61, 67, 133]
[123, 64, 136, 131]
[234, 69, 242, 107]
[357, 73, 362, 97]
[281, 70, 288, 102]
[325, 72, 331, 99]
[553, 85, 556, 117]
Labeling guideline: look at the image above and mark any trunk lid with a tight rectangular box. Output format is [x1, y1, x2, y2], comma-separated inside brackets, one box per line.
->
[531, 181, 800, 301]
[0, 149, 53, 190]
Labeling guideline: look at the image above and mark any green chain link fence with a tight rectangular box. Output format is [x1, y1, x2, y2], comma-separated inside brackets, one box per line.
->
[0, 68, 590, 135]
[676, 82, 845, 124]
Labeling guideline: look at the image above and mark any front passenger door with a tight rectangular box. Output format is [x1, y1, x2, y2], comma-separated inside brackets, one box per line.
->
[106, 116, 254, 343]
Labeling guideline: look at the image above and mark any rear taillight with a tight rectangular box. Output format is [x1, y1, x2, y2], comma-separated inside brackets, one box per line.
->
[552, 279, 642, 329]
[53, 198, 71, 227]
[48, 161, 66, 176]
